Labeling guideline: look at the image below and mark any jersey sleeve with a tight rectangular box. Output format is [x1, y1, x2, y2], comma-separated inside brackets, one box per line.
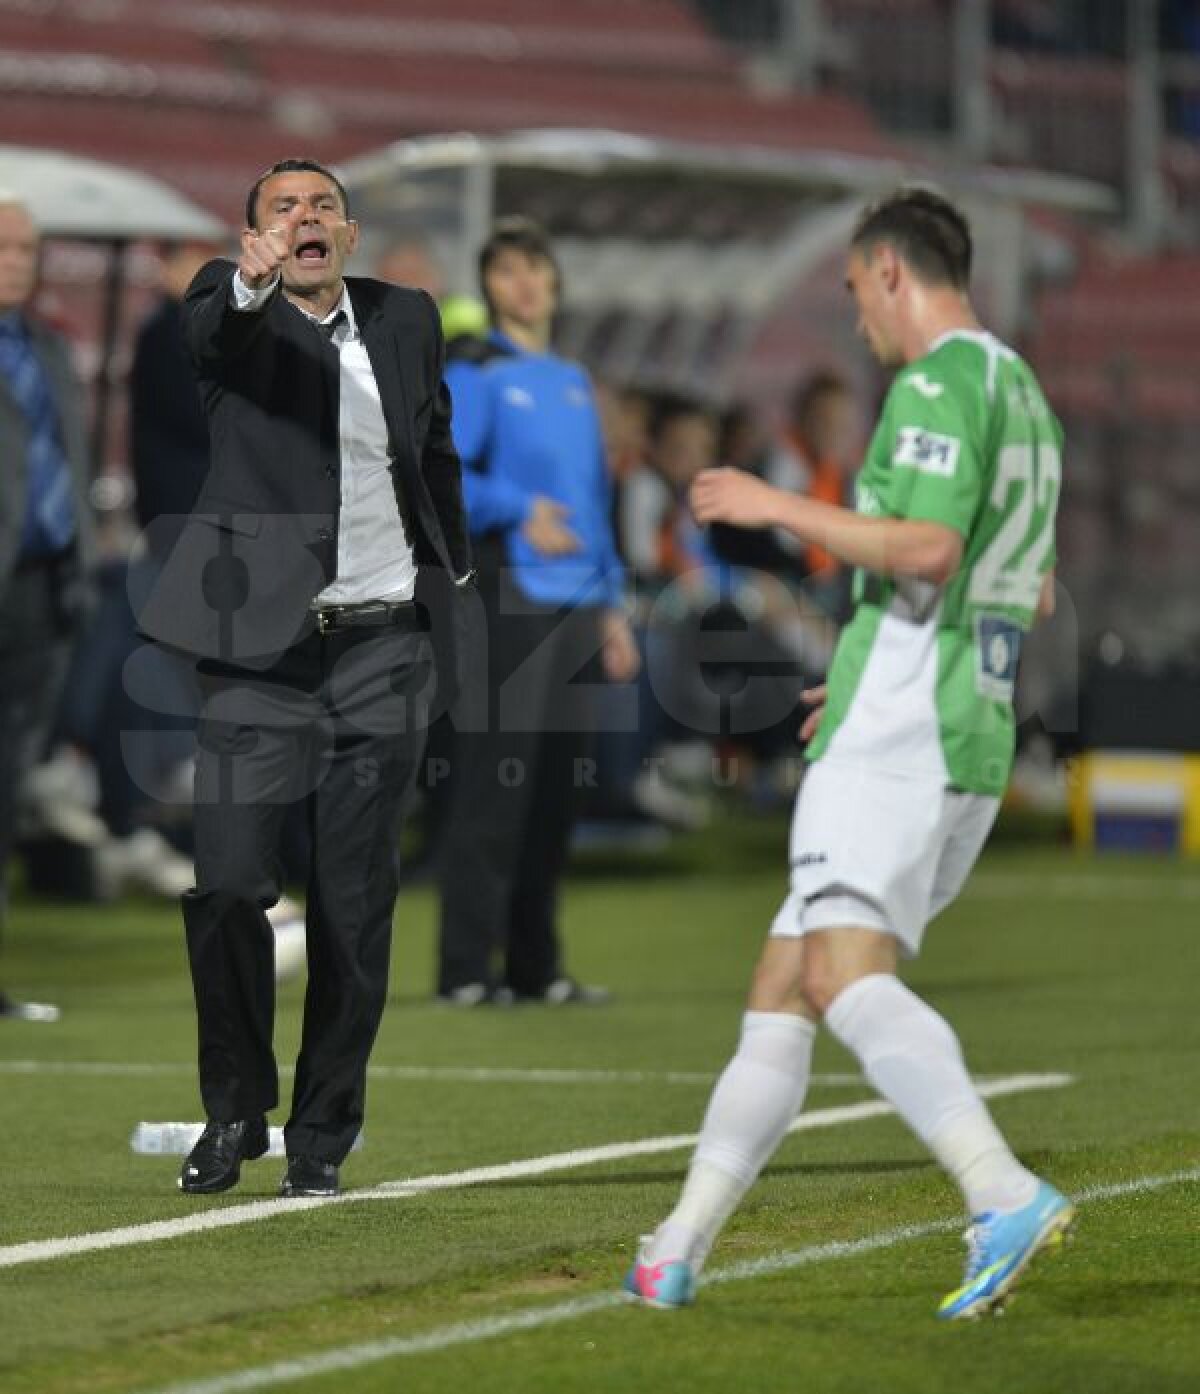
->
[881, 369, 984, 537]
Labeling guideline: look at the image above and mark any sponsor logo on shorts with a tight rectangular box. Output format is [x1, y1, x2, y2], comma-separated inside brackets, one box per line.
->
[794, 851, 828, 867]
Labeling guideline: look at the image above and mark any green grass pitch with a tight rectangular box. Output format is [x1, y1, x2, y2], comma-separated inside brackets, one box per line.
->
[1, 816, 1198, 1394]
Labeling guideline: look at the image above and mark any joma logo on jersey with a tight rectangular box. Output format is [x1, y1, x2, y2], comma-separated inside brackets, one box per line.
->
[893, 427, 961, 477]
[905, 372, 944, 399]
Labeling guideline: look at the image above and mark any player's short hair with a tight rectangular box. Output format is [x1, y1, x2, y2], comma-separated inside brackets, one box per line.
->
[244, 158, 351, 230]
[851, 188, 972, 290]
[478, 216, 561, 316]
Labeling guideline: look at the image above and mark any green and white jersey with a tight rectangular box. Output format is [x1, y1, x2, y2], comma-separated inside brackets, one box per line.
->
[807, 330, 1062, 795]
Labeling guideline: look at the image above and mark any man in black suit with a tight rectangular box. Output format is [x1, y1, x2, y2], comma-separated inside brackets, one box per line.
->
[139, 158, 473, 1198]
[0, 192, 93, 1023]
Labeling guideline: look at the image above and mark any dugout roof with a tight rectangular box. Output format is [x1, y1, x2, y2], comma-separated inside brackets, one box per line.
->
[340, 128, 1114, 397]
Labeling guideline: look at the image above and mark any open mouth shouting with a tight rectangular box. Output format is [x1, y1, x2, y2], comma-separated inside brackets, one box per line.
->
[293, 233, 331, 270]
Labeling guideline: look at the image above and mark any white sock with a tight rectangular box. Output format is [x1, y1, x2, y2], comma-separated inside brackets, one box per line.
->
[646, 1010, 816, 1270]
[824, 974, 1038, 1217]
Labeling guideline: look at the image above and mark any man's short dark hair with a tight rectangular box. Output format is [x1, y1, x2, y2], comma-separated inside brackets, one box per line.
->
[647, 391, 717, 444]
[245, 158, 351, 230]
[851, 188, 973, 290]
[789, 369, 850, 433]
[477, 216, 561, 314]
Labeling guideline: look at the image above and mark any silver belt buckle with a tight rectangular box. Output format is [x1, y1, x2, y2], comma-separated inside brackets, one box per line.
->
[316, 608, 336, 634]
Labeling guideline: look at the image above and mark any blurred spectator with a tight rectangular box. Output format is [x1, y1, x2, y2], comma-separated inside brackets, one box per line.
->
[719, 400, 772, 477]
[435, 216, 639, 1006]
[373, 236, 446, 299]
[614, 405, 673, 591]
[617, 393, 725, 826]
[0, 192, 94, 1021]
[761, 369, 861, 617]
[635, 392, 826, 809]
[33, 242, 218, 899]
[646, 393, 728, 585]
[595, 379, 652, 490]
[588, 382, 709, 829]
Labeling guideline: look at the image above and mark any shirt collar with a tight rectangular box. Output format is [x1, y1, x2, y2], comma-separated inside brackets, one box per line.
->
[292, 285, 356, 339]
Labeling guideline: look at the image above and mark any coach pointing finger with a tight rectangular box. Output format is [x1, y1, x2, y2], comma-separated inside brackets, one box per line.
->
[138, 157, 473, 1201]
[238, 215, 298, 289]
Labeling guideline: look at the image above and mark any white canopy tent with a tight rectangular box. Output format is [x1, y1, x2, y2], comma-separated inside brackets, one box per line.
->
[0, 145, 228, 468]
[340, 128, 1114, 398]
[0, 145, 227, 242]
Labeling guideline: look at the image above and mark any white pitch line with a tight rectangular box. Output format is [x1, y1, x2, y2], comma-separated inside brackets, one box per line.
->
[0, 1060, 866, 1088]
[136, 1165, 1200, 1394]
[0, 1072, 1069, 1271]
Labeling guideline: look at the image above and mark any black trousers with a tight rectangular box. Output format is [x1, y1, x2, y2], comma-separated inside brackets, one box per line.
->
[0, 560, 73, 930]
[185, 618, 431, 1163]
[437, 569, 599, 996]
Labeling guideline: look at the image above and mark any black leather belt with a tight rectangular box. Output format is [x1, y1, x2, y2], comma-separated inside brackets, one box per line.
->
[314, 599, 419, 634]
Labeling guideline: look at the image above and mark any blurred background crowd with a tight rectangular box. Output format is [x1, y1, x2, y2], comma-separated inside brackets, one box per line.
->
[2, 0, 1199, 999]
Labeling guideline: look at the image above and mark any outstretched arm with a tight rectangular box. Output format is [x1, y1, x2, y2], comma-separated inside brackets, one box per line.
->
[185, 214, 299, 369]
[690, 467, 963, 585]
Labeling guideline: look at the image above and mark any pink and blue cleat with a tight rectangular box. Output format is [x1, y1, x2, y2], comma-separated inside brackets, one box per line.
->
[623, 1238, 696, 1309]
[938, 1180, 1076, 1319]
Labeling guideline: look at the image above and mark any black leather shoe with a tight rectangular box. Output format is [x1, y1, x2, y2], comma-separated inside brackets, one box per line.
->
[280, 1154, 339, 1198]
[179, 1118, 269, 1194]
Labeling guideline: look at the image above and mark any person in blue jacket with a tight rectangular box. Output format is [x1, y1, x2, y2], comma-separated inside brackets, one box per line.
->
[436, 217, 640, 1005]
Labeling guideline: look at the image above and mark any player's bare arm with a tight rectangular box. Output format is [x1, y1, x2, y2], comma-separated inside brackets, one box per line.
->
[799, 684, 827, 743]
[690, 466, 963, 584]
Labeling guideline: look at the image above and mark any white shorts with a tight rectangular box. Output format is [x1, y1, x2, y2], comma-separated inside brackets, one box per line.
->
[768, 757, 999, 957]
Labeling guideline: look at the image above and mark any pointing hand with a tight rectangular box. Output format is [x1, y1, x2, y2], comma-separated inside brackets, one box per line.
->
[238, 209, 300, 289]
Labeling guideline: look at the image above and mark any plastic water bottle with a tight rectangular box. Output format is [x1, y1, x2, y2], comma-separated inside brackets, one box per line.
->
[131, 1123, 364, 1155]
[130, 1122, 205, 1155]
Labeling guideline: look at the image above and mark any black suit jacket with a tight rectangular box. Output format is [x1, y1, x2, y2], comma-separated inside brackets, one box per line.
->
[129, 294, 212, 553]
[138, 260, 473, 687]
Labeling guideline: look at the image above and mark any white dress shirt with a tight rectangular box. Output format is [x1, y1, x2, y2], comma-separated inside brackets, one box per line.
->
[231, 270, 418, 606]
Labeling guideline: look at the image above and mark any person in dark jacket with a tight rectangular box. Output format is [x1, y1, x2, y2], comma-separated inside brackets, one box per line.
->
[139, 158, 474, 1198]
[435, 217, 639, 1006]
[0, 192, 93, 1023]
